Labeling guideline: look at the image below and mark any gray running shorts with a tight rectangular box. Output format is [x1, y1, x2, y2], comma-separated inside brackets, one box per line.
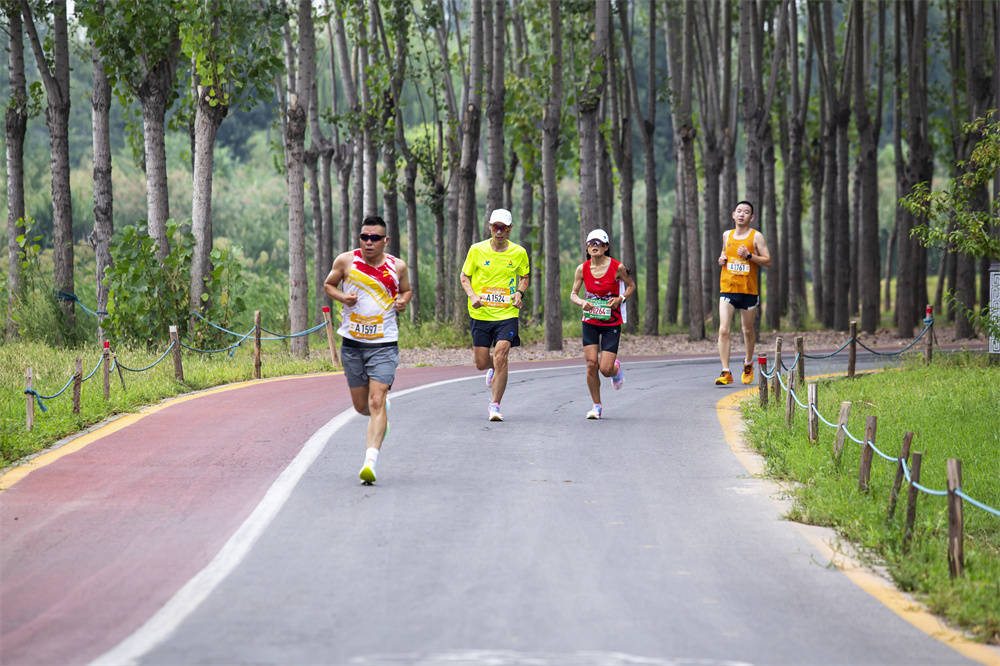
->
[340, 343, 399, 388]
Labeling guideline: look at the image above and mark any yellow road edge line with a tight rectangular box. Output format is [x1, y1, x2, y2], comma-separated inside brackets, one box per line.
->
[715, 382, 1000, 665]
[0, 371, 342, 492]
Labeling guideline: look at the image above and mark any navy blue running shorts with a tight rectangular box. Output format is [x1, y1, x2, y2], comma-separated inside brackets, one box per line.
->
[720, 292, 759, 311]
[470, 317, 521, 348]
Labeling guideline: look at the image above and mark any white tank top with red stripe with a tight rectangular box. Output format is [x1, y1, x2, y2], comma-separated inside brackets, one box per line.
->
[338, 250, 400, 343]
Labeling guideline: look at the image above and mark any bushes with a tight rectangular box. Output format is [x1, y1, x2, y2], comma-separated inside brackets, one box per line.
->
[103, 221, 247, 347]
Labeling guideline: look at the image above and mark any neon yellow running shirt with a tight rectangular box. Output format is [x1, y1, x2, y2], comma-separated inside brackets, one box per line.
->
[461, 239, 530, 321]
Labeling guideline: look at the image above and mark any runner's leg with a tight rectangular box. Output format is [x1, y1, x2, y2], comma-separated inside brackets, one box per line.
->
[472, 346, 493, 371]
[584, 344, 601, 404]
[349, 385, 370, 416]
[740, 307, 756, 364]
[491, 339, 511, 404]
[365, 380, 390, 450]
[718, 299, 736, 370]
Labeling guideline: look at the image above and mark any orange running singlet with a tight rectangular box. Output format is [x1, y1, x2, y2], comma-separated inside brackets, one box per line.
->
[719, 229, 758, 295]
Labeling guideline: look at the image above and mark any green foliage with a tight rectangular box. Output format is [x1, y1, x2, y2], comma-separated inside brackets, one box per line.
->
[903, 113, 1000, 262]
[102, 221, 248, 348]
[103, 222, 192, 347]
[8, 218, 65, 345]
[742, 355, 1000, 643]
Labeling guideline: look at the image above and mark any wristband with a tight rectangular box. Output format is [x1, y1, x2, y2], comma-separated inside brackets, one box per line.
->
[515, 289, 524, 297]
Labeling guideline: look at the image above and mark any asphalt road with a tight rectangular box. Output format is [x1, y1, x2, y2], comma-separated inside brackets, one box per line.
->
[71, 353, 980, 666]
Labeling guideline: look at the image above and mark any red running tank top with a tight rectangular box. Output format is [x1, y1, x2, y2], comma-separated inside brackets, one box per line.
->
[582, 257, 623, 326]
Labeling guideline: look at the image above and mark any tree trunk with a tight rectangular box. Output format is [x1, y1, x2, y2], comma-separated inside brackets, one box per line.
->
[665, 0, 704, 339]
[286, 0, 315, 357]
[485, 0, 505, 217]
[6, 4, 27, 337]
[190, 84, 227, 322]
[403, 158, 420, 323]
[608, 8, 637, 333]
[578, 0, 608, 242]
[455, 0, 484, 324]
[307, 149, 323, 319]
[22, 0, 74, 324]
[763, 130, 779, 330]
[854, 0, 882, 334]
[91, 35, 113, 342]
[808, 139, 824, 322]
[543, 0, 563, 350]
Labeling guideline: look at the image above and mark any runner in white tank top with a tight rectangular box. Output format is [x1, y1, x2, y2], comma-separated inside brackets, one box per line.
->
[324, 217, 412, 485]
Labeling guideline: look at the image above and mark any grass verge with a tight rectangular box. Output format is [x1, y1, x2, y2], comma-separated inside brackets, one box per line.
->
[740, 353, 1000, 643]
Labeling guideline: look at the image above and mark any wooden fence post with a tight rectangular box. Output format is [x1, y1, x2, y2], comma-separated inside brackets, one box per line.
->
[848, 321, 857, 378]
[784, 370, 796, 427]
[102, 340, 111, 400]
[169, 325, 184, 382]
[25, 367, 34, 431]
[924, 304, 933, 364]
[771, 337, 783, 403]
[947, 458, 964, 578]
[807, 383, 818, 442]
[858, 415, 877, 492]
[795, 336, 805, 386]
[72, 357, 82, 414]
[758, 354, 768, 408]
[254, 310, 262, 379]
[322, 306, 340, 366]
[887, 431, 914, 519]
[833, 401, 852, 463]
[903, 451, 922, 552]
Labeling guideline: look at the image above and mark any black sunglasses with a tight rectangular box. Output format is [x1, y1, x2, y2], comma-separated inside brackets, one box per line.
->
[359, 233, 385, 242]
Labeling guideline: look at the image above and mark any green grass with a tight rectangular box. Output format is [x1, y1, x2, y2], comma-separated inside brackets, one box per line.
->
[741, 353, 1000, 643]
[1, 340, 333, 469]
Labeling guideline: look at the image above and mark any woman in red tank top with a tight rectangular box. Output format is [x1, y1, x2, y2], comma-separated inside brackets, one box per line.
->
[568, 229, 637, 420]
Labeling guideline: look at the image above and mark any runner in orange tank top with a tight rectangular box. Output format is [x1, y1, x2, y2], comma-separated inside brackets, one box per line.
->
[715, 201, 771, 386]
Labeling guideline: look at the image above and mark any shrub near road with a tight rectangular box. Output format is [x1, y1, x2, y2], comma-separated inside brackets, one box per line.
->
[742, 354, 1000, 643]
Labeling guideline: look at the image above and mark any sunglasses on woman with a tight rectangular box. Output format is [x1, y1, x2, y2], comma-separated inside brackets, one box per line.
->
[587, 239, 607, 247]
[359, 233, 385, 242]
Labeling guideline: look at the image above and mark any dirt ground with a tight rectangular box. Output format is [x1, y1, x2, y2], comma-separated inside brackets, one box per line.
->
[397, 322, 984, 369]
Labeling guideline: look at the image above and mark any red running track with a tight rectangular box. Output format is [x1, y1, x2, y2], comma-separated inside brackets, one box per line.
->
[0, 364, 505, 666]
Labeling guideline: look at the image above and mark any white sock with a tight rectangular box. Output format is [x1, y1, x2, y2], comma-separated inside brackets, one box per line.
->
[364, 447, 379, 468]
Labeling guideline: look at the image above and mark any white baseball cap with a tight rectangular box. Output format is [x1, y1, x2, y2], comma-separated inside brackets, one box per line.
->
[586, 228, 610, 244]
[489, 208, 513, 226]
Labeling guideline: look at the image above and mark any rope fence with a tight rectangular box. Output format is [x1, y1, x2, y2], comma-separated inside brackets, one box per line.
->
[753, 309, 997, 579]
[22, 307, 342, 429]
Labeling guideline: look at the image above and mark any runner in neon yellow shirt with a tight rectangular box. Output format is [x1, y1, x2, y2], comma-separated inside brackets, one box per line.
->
[460, 208, 530, 422]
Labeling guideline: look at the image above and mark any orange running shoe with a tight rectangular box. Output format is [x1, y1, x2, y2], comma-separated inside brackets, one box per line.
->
[741, 362, 754, 384]
[715, 370, 734, 385]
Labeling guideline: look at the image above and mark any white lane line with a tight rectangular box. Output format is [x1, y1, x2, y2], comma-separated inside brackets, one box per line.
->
[90, 375, 484, 666]
[91, 361, 695, 665]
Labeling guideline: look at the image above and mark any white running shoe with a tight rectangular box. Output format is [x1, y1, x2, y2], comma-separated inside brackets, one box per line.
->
[586, 404, 602, 419]
[486, 367, 495, 387]
[612, 360, 624, 390]
[488, 402, 503, 421]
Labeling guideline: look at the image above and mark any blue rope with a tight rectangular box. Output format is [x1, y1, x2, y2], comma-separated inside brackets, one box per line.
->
[56, 291, 108, 316]
[811, 403, 839, 428]
[856, 322, 931, 356]
[956, 490, 1000, 518]
[803, 337, 853, 359]
[115, 342, 176, 372]
[900, 459, 950, 497]
[24, 388, 49, 413]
